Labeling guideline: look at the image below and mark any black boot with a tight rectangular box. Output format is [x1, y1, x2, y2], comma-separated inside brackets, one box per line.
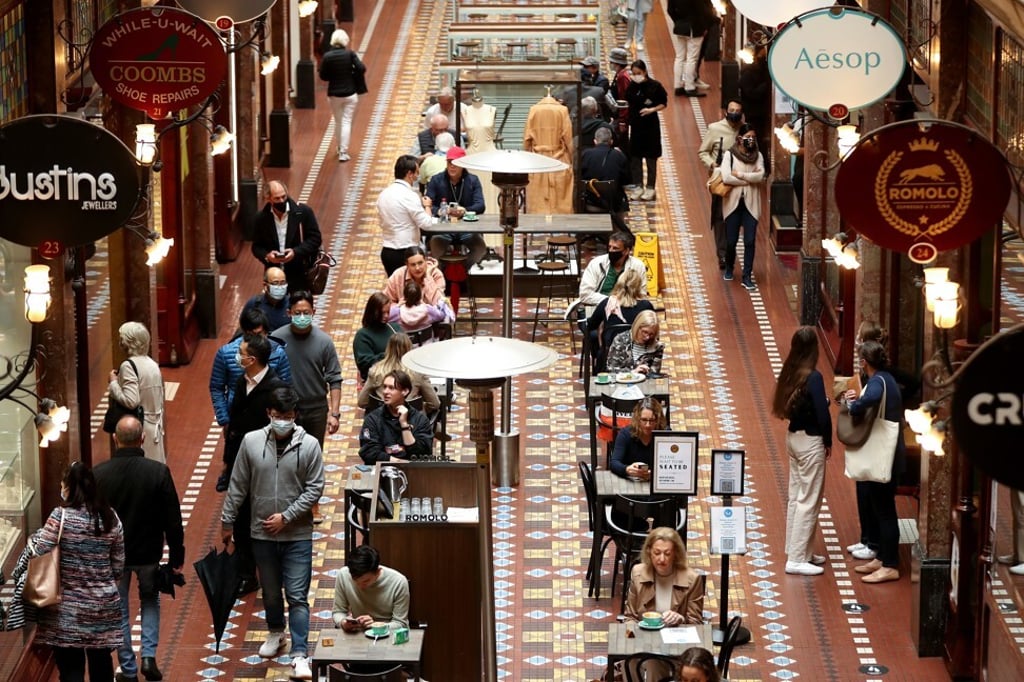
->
[141, 656, 163, 681]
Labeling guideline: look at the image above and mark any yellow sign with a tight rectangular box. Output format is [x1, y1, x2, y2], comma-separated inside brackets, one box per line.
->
[633, 231, 660, 297]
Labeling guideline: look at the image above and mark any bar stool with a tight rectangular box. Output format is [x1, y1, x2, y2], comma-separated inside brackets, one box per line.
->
[556, 38, 578, 61]
[513, 13, 535, 22]
[439, 251, 476, 334]
[467, 12, 487, 22]
[545, 235, 580, 278]
[506, 41, 529, 60]
[532, 259, 577, 353]
[457, 40, 483, 59]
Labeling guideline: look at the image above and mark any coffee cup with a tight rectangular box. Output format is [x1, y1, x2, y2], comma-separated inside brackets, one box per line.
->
[642, 611, 663, 628]
[596, 372, 611, 384]
[464, 211, 477, 220]
[370, 622, 389, 637]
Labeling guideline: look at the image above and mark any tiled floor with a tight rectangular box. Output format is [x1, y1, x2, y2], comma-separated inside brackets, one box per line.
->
[42, 0, 980, 680]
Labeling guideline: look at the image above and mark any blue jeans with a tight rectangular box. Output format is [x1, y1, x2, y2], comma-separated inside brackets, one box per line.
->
[626, 8, 648, 44]
[724, 199, 758, 279]
[117, 564, 160, 676]
[252, 539, 313, 656]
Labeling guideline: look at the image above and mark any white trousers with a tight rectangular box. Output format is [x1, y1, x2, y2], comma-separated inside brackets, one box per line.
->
[671, 33, 705, 90]
[785, 430, 827, 563]
[328, 94, 359, 154]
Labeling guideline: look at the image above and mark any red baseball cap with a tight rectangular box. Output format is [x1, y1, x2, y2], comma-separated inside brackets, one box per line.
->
[446, 146, 467, 160]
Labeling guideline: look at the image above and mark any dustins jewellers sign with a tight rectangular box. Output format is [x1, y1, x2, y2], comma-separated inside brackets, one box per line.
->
[89, 6, 228, 119]
[175, 0, 278, 24]
[0, 115, 141, 248]
[951, 325, 1024, 489]
[768, 7, 906, 113]
[835, 120, 1012, 262]
[729, 0, 827, 29]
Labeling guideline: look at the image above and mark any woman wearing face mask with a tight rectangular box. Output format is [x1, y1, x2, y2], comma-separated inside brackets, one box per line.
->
[720, 123, 766, 291]
[624, 59, 667, 202]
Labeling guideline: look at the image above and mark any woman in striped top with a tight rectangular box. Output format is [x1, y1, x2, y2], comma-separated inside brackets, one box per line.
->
[29, 461, 125, 681]
[605, 309, 664, 375]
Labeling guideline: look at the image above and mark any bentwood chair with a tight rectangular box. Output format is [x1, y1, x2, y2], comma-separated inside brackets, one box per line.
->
[579, 461, 613, 598]
[622, 652, 679, 682]
[606, 495, 686, 613]
[328, 664, 404, 681]
[717, 615, 744, 679]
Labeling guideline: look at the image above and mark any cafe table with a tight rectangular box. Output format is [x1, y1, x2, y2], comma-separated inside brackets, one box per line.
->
[605, 622, 714, 682]
[589, 470, 649, 599]
[312, 627, 425, 681]
[420, 212, 613, 236]
[585, 375, 671, 471]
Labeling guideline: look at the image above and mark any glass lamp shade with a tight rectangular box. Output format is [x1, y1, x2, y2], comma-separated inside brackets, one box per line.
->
[24, 264, 51, 323]
[923, 267, 949, 312]
[932, 282, 960, 329]
[135, 123, 157, 165]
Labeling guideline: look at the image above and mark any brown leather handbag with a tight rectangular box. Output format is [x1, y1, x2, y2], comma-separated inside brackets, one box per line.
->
[24, 509, 65, 609]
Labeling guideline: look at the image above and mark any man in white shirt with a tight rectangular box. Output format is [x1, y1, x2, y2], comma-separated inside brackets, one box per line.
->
[377, 155, 434, 276]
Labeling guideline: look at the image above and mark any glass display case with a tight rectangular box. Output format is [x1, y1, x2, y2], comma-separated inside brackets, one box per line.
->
[454, 1, 599, 25]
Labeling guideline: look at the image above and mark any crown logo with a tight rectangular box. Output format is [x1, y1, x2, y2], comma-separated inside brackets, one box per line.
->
[908, 137, 940, 152]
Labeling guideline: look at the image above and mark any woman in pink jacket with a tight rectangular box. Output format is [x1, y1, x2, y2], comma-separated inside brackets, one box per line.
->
[383, 246, 447, 306]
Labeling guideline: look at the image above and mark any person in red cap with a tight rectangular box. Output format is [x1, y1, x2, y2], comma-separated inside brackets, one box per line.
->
[424, 146, 487, 268]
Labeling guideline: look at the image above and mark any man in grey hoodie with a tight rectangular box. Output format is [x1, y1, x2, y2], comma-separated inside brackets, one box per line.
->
[221, 387, 325, 681]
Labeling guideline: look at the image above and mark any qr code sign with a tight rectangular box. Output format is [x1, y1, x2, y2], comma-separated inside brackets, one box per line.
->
[721, 538, 736, 553]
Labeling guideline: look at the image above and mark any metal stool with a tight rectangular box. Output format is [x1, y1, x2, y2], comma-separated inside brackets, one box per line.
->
[545, 235, 580, 277]
[532, 259, 577, 353]
[467, 12, 487, 22]
[457, 40, 483, 59]
[439, 251, 477, 334]
[556, 38, 578, 61]
[506, 41, 529, 60]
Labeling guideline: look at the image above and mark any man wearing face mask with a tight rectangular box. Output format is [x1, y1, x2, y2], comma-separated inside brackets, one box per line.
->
[241, 267, 292, 331]
[699, 100, 744, 270]
[578, 231, 648, 315]
[272, 291, 343, 450]
[252, 180, 323, 293]
[221, 386, 324, 681]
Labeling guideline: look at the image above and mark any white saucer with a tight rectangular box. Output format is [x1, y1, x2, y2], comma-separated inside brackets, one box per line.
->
[365, 629, 390, 639]
[615, 372, 646, 384]
[638, 621, 665, 631]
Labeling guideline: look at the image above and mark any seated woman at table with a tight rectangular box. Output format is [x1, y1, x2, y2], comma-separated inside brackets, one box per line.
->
[383, 245, 447, 306]
[586, 269, 654, 373]
[625, 527, 704, 626]
[358, 332, 440, 413]
[610, 398, 665, 480]
[352, 292, 396, 383]
[606, 310, 664, 375]
[388, 280, 454, 339]
[678, 647, 720, 682]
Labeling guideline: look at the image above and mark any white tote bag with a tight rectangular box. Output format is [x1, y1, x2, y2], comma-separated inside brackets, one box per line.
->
[843, 380, 899, 483]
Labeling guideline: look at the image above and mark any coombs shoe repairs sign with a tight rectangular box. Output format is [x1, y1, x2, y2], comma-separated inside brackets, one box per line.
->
[729, 0, 827, 28]
[952, 326, 1024, 490]
[0, 115, 141, 248]
[835, 120, 1011, 262]
[89, 6, 228, 119]
[768, 7, 906, 114]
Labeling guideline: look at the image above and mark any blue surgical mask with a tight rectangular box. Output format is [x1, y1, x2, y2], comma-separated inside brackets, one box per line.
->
[235, 352, 247, 369]
[291, 313, 313, 329]
[268, 284, 288, 300]
[270, 419, 295, 437]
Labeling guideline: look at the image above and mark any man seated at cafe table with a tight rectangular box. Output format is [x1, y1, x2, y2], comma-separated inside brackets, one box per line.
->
[358, 370, 434, 464]
[332, 545, 410, 674]
[578, 230, 647, 315]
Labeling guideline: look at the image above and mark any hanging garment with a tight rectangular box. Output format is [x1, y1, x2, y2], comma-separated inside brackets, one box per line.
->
[523, 95, 575, 214]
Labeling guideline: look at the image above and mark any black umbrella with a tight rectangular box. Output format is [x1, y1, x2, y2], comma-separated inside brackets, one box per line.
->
[193, 546, 242, 653]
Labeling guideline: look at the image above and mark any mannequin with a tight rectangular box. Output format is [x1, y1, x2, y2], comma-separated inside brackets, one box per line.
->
[464, 90, 501, 256]
[523, 88, 575, 214]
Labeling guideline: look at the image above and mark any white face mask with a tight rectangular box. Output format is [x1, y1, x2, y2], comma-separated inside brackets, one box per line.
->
[270, 419, 295, 437]
[267, 283, 288, 300]
[632, 74, 645, 83]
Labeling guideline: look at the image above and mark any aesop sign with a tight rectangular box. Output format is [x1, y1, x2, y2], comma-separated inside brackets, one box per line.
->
[768, 7, 906, 113]
[0, 116, 141, 248]
[952, 326, 1024, 489]
[89, 6, 228, 119]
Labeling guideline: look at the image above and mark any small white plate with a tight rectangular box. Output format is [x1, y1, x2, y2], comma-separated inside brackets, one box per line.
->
[615, 372, 645, 384]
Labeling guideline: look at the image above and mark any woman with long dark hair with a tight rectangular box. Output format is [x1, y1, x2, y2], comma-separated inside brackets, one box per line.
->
[772, 326, 832, 576]
[352, 292, 396, 382]
[844, 341, 905, 584]
[677, 646, 720, 682]
[28, 461, 124, 680]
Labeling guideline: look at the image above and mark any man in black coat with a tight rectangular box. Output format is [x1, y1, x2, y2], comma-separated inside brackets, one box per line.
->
[358, 370, 433, 464]
[251, 180, 322, 293]
[580, 127, 632, 222]
[224, 332, 289, 594]
[94, 416, 184, 682]
[667, 0, 718, 96]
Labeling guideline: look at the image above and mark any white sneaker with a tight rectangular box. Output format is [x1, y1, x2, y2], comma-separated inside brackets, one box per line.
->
[290, 654, 312, 680]
[998, 554, 1017, 565]
[786, 561, 824, 576]
[695, 79, 711, 90]
[640, 188, 656, 201]
[852, 547, 877, 560]
[635, 41, 645, 50]
[1010, 564, 1024, 576]
[810, 554, 826, 566]
[259, 631, 287, 658]
[339, 152, 350, 162]
[846, 541, 868, 553]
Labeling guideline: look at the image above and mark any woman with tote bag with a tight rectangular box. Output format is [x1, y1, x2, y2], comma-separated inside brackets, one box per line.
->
[843, 341, 905, 584]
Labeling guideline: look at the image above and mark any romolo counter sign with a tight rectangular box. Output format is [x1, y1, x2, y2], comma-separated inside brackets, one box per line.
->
[175, 0, 277, 24]
[768, 7, 906, 113]
[835, 120, 1011, 260]
[89, 6, 228, 119]
[729, 0, 826, 28]
[951, 326, 1024, 489]
[0, 115, 141, 248]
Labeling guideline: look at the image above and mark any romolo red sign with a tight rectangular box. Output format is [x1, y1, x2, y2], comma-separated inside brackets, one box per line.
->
[835, 120, 1011, 259]
[89, 6, 228, 119]
[0, 115, 141, 248]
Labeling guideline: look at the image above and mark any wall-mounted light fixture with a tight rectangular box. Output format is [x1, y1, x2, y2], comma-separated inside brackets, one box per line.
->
[836, 124, 861, 159]
[822, 232, 861, 270]
[774, 123, 801, 154]
[709, 0, 727, 16]
[135, 123, 157, 166]
[298, 0, 318, 18]
[132, 95, 235, 168]
[922, 266, 950, 311]
[144, 232, 175, 266]
[0, 328, 70, 448]
[210, 125, 235, 156]
[23, 265, 52, 323]
[932, 281, 960, 330]
[260, 52, 281, 76]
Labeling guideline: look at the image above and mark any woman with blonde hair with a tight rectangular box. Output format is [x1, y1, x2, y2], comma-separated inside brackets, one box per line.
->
[610, 398, 665, 480]
[357, 333, 440, 413]
[625, 526, 704, 625]
[586, 269, 654, 371]
[605, 309, 663, 374]
[108, 321, 166, 462]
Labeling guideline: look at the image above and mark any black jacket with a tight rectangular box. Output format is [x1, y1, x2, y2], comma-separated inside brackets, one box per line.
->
[251, 199, 322, 292]
[225, 367, 289, 465]
[580, 144, 632, 211]
[667, 0, 717, 36]
[94, 447, 185, 567]
[358, 404, 433, 464]
[319, 48, 366, 97]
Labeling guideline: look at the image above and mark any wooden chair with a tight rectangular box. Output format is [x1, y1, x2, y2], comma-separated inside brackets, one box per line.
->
[622, 652, 680, 682]
[579, 460, 613, 598]
[717, 615, 743, 679]
[606, 495, 686, 613]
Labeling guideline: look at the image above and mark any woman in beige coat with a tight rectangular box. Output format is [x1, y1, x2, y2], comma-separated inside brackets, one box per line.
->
[108, 322, 166, 462]
[720, 123, 766, 291]
[624, 526, 704, 625]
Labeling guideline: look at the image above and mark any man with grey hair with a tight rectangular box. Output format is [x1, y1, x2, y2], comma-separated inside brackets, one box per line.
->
[424, 86, 466, 131]
[580, 126, 631, 222]
[580, 96, 614, 151]
[411, 113, 456, 161]
[251, 180, 323, 293]
[319, 28, 366, 162]
[418, 131, 455, 187]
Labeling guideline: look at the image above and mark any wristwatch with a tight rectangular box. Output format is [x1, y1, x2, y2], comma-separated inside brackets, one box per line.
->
[331, 412, 341, 418]
[401, 426, 412, 431]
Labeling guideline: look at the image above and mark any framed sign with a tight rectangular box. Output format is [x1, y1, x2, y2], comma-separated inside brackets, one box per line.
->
[710, 449, 745, 496]
[710, 506, 747, 555]
[650, 431, 698, 496]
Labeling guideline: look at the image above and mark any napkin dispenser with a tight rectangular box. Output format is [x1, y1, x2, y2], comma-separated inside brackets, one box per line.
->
[393, 627, 410, 645]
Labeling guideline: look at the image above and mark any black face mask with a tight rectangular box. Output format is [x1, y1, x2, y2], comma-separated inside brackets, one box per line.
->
[608, 250, 625, 265]
[272, 200, 288, 212]
[726, 112, 743, 124]
[742, 138, 757, 150]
